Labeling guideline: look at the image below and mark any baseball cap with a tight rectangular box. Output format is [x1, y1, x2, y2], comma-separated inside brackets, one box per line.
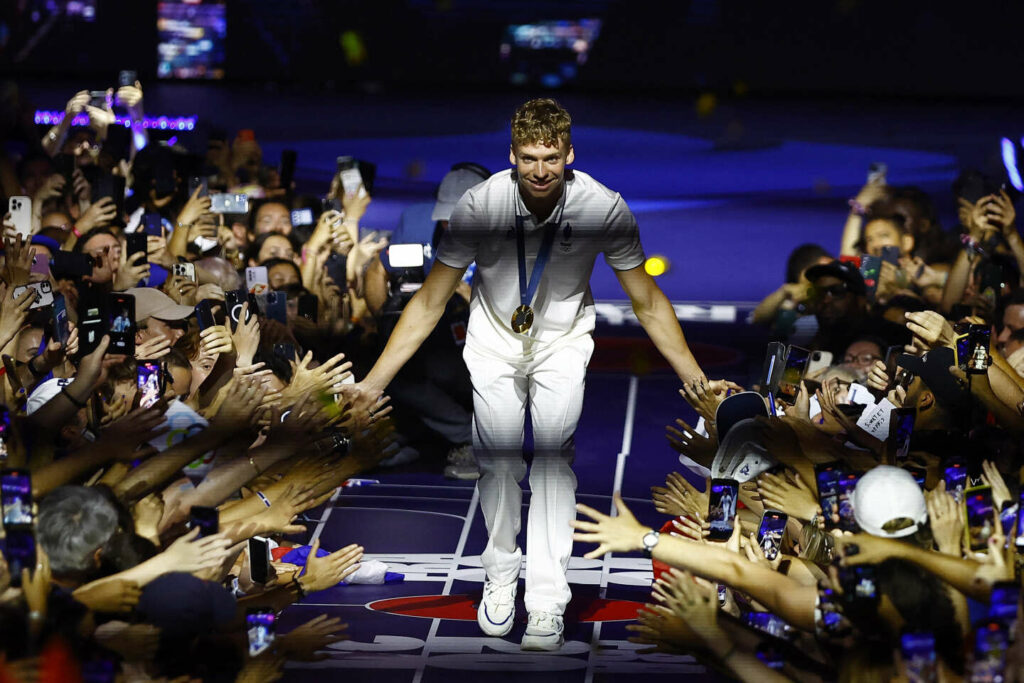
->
[126, 287, 193, 322]
[715, 391, 768, 441]
[711, 418, 777, 483]
[431, 165, 490, 221]
[26, 377, 72, 415]
[805, 260, 867, 297]
[851, 465, 927, 538]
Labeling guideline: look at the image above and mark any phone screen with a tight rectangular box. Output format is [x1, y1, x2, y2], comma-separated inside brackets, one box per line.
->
[4, 527, 36, 587]
[900, 632, 937, 683]
[248, 537, 270, 584]
[742, 611, 793, 640]
[755, 642, 785, 670]
[892, 409, 915, 461]
[247, 609, 276, 656]
[53, 295, 70, 348]
[0, 407, 9, 461]
[839, 565, 878, 607]
[817, 587, 847, 636]
[142, 212, 163, 238]
[297, 294, 318, 322]
[972, 621, 1009, 682]
[967, 325, 992, 373]
[837, 472, 860, 532]
[290, 208, 314, 226]
[757, 510, 788, 561]
[815, 463, 841, 528]
[189, 505, 219, 538]
[137, 362, 163, 409]
[1015, 487, 1024, 549]
[944, 459, 967, 503]
[965, 486, 995, 553]
[707, 478, 738, 541]
[989, 582, 1020, 641]
[106, 294, 135, 356]
[776, 346, 810, 405]
[1, 469, 33, 526]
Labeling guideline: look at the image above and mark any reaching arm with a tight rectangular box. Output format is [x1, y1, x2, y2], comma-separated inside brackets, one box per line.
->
[361, 261, 465, 394]
[615, 265, 705, 385]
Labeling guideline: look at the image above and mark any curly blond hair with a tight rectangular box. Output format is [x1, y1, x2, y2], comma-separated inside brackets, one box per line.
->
[511, 98, 572, 151]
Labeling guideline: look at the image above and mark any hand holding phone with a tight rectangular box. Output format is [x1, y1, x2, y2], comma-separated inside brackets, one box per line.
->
[757, 510, 788, 561]
[706, 478, 738, 541]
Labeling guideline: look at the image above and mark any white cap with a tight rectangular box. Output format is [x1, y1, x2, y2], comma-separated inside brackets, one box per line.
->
[26, 377, 73, 415]
[852, 466, 928, 538]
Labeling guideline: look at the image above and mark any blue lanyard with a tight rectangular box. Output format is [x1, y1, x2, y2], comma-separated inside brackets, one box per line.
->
[514, 182, 568, 308]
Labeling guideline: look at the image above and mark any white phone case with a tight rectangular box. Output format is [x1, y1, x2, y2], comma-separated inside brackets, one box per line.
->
[7, 196, 32, 239]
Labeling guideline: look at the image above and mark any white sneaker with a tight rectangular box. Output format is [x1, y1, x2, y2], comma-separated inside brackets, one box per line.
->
[477, 579, 517, 637]
[520, 611, 564, 651]
[444, 444, 479, 480]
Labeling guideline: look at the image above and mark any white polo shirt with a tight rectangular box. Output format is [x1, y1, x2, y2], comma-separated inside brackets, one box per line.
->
[436, 169, 645, 362]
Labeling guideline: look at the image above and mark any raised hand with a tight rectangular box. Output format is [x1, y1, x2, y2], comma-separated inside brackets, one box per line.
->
[113, 247, 150, 291]
[200, 324, 234, 357]
[278, 614, 349, 661]
[135, 335, 172, 361]
[652, 568, 726, 651]
[177, 185, 213, 228]
[571, 493, 647, 559]
[652, 472, 708, 520]
[904, 310, 955, 351]
[211, 375, 266, 433]
[2, 235, 36, 286]
[925, 480, 964, 557]
[0, 285, 37, 349]
[159, 527, 234, 575]
[231, 302, 261, 367]
[298, 539, 364, 594]
[757, 470, 818, 522]
[101, 404, 170, 455]
[665, 418, 715, 465]
[72, 576, 143, 613]
[625, 604, 693, 655]
[75, 197, 118, 235]
[289, 351, 353, 398]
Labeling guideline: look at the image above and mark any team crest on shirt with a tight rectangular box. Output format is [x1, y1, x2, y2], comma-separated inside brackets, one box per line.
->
[559, 223, 573, 252]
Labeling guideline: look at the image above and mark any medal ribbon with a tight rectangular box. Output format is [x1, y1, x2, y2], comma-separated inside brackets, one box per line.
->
[514, 182, 568, 310]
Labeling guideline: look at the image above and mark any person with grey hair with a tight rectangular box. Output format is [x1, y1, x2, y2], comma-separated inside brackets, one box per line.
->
[37, 486, 119, 584]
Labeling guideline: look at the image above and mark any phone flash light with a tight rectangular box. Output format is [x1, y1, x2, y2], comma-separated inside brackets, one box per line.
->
[644, 256, 669, 277]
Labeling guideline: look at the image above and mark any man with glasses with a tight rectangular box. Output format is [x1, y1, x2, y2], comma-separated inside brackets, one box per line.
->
[805, 260, 910, 358]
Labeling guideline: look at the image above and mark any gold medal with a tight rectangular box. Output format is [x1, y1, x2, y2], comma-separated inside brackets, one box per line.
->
[511, 304, 534, 333]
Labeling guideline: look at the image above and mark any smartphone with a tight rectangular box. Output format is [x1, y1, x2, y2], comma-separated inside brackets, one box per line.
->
[118, 69, 137, 88]
[51, 252, 94, 280]
[837, 472, 859, 532]
[755, 642, 785, 671]
[290, 208, 314, 227]
[264, 290, 286, 324]
[273, 343, 295, 363]
[194, 299, 217, 331]
[965, 485, 995, 553]
[805, 350, 832, 377]
[817, 586, 847, 636]
[860, 255, 882, 301]
[188, 176, 209, 198]
[839, 564, 878, 608]
[880, 245, 901, 266]
[904, 464, 927, 488]
[88, 90, 109, 109]
[979, 262, 1005, 297]
[867, 162, 888, 185]
[890, 408, 916, 461]
[966, 325, 992, 374]
[944, 458, 967, 503]
[106, 293, 135, 356]
[815, 462, 842, 528]
[12, 282, 55, 310]
[189, 505, 218, 538]
[741, 611, 793, 641]
[279, 149, 297, 192]
[1015, 488, 1024, 550]
[245, 267, 269, 295]
[297, 294, 318, 322]
[706, 478, 739, 541]
[321, 197, 342, 213]
[388, 244, 426, 269]
[225, 289, 251, 332]
[1, 469, 32, 526]
[325, 253, 347, 288]
[173, 262, 196, 282]
[3, 526, 36, 588]
[77, 294, 106, 355]
[248, 536, 271, 585]
[989, 581, 1020, 641]
[884, 345, 904, 373]
[126, 233, 147, 269]
[972, 620, 1009, 682]
[7, 196, 32, 239]
[210, 193, 249, 214]
[757, 510, 788, 562]
[246, 608, 276, 657]
[900, 632, 937, 683]
[337, 155, 364, 197]
[776, 345, 810, 405]
[136, 361, 164, 409]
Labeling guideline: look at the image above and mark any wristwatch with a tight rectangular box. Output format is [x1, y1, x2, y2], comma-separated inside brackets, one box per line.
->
[642, 529, 660, 558]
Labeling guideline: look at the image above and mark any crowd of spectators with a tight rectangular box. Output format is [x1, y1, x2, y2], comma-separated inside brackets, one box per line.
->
[573, 167, 1024, 680]
[0, 82, 485, 681]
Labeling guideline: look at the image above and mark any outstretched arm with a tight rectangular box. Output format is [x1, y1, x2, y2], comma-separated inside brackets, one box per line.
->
[615, 265, 705, 385]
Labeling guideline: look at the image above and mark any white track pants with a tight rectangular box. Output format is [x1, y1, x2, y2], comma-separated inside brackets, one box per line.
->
[464, 336, 594, 616]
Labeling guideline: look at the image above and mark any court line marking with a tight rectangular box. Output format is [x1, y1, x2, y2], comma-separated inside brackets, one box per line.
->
[411, 484, 479, 683]
[585, 374, 638, 683]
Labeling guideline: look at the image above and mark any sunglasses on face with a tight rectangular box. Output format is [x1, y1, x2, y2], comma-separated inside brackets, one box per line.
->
[814, 283, 850, 300]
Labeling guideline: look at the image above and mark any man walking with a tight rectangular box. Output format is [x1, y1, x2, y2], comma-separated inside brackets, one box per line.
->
[350, 98, 714, 650]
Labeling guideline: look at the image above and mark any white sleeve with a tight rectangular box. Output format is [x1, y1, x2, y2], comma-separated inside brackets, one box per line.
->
[435, 190, 480, 270]
[601, 195, 645, 271]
